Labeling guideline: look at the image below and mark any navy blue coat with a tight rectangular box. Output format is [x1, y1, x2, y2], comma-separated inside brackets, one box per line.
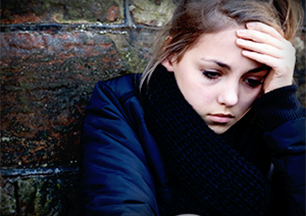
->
[81, 74, 305, 215]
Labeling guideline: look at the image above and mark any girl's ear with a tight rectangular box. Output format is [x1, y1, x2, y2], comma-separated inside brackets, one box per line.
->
[161, 36, 175, 72]
[161, 57, 175, 72]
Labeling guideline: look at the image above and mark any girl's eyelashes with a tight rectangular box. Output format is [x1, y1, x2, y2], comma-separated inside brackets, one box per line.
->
[203, 70, 264, 88]
[244, 78, 264, 88]
[203, 70, 221, 79]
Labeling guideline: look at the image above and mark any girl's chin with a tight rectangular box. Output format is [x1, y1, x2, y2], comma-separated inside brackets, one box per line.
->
[208, 124, 231, 134]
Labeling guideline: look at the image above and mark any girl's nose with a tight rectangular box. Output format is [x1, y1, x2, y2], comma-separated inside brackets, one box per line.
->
[217, 83, 239, 107]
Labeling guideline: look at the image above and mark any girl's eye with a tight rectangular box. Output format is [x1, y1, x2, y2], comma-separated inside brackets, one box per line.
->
[244, 78, 263, 88]
[203, 71, 221, 80]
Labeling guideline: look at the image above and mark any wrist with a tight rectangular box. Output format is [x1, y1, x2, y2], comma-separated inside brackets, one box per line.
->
[263, 70, 293, 94]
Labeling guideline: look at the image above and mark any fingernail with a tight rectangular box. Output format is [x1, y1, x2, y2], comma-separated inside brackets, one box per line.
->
[237, 30, 246, 35]
[247, 22, 256, 28]
[237, 39, 244, 44]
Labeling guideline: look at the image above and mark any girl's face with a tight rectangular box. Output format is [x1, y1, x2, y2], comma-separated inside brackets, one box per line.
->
[162, 26, 269, 134]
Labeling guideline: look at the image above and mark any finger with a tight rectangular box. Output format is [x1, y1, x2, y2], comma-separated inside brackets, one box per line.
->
[236, 36, 296, 60]
[241, 49, 295, 73]
[246, 22, 284, 40]
[236, 29, 283, 50]
[241, 50, 277, 67]
[236, 39, 282, 59]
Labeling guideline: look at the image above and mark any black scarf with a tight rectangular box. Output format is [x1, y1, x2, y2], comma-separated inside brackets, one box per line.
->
[141, 65, 272, 216]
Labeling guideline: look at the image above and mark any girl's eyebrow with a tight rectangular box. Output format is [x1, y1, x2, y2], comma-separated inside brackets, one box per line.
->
[200, 58, 270, 74]
[247, 66, 270, 74]
[200, 58, 231, 70]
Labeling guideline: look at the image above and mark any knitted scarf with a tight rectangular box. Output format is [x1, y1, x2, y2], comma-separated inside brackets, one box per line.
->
[141, 65, 272, 216]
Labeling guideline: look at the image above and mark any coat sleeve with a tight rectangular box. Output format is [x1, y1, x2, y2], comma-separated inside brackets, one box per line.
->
[265, 118, 305, 215]
[80, 80, 158, 216]
[253, 85, 305, 215]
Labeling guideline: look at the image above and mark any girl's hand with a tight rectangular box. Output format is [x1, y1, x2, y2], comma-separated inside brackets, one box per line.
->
[236, 22, 296, 93]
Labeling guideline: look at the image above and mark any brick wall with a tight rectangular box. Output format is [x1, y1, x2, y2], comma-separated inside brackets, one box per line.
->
[0, 0, 305, 215]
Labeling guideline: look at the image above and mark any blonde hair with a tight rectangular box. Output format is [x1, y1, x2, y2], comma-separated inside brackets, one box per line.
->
[140, 0, 304, 89]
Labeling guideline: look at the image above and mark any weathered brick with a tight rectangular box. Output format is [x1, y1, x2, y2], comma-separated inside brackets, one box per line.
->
[1, 169, 80, 216]
[1, 31, 129, 169]
[0, 178, 16, 215]
[294, 34, 306, 107]
[129, 0, 176, 27]
[0, 0, 124, 24]
[107, 5, 120, 22]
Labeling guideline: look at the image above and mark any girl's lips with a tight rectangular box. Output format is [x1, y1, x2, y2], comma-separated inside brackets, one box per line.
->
[208, 114, 234, 124]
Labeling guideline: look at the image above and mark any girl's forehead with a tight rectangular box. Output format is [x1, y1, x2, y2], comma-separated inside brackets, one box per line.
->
[197, 25, 243, 43]
[187, 26, 265, 70]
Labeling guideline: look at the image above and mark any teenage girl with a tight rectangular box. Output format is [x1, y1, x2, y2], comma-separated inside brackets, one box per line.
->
[81, 0, 305, 215]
